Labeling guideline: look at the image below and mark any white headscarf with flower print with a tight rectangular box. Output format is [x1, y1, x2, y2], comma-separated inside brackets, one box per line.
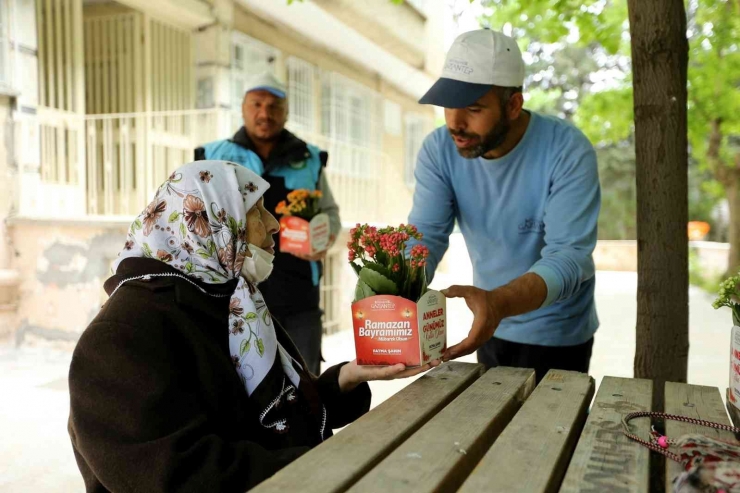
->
[114, 160, 300, 396]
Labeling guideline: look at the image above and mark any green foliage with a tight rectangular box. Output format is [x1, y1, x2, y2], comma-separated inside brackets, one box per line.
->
[480, 0, 627, 53]
[596, 145, 636, 240]
[689, 247, 723, 295]
[478, 0, 738, 242]
[358, 268, 399, 296]
[575, 87, 634, 145]
[354, 280, 377, 303]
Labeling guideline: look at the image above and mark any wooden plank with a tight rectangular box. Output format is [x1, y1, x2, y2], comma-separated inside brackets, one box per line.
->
[251, 362, 485, 493]
[559, 377, 652, 493]
[459, 370, 595, 493]
[664, 382, 736, 491]
[348, 367, 536, 493]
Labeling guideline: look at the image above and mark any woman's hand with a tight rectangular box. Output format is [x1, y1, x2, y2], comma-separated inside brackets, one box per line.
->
[337, 359, 441, 393]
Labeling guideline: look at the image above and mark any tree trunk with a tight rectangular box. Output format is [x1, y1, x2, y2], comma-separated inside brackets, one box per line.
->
[726, 180, 740, 276]
[628, 0, 689, 407]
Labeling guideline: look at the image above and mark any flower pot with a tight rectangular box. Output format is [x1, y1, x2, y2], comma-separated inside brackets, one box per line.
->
[351, 290, 446, 367]
[730, 326, 740, 413]
[279, 213, 330, 256]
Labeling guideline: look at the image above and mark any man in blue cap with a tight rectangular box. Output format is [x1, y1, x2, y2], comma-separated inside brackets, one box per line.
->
[410, 29, 601, 382]
[196, 72, 340, 375]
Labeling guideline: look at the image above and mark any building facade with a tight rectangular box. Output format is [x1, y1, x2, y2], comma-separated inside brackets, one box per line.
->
[0, 0, 442, 345]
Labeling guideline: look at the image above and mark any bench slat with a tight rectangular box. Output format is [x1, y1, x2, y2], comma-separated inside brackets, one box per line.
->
[347, 367, 536, 493]
[458, 370, 595, 493]
[664, 382, 736, 492]
[251, 361, 485, 493]
[559, 377, 652, 493]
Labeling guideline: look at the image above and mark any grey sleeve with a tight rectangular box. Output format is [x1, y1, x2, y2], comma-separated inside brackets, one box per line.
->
[317, 170, 341, 241]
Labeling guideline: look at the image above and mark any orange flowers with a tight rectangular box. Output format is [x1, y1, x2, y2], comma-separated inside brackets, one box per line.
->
[275, 189, 323, 220]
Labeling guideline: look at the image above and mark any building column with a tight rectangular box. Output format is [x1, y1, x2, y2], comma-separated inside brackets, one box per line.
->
[194, 0, 234, 138]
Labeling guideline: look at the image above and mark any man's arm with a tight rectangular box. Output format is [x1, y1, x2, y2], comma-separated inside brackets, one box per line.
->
[317, 170, 340, 242]
[528, 141, 600, 307]
[407, 132, 456, 283]
[443, 135, 600, 360]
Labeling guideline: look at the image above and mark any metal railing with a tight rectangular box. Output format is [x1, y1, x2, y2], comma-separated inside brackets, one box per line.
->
[84, 109, 229, 216]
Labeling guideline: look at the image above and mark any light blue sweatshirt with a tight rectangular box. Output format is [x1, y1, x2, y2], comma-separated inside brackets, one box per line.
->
[408, 111, 600, 346]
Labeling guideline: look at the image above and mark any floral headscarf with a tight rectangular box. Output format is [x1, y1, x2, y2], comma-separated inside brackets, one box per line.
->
[114, 160, 300, 396]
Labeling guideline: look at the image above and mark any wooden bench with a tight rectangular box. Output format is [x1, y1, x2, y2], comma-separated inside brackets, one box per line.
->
[251, 363, 736, 493]
[664, 383, 736, 492]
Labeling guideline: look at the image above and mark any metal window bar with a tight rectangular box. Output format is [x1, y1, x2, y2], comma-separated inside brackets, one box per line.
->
[286, 56, 316, 134]
[404, 114, 427, 188]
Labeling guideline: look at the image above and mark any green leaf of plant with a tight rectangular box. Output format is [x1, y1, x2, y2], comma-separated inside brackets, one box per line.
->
[256, 338, 265, 356]
[179, 223, 186, 238]
[185, 262, 194, 274]
[141, 243, 153, 258]
[196, 249, 210, 259]
[349, 261, 362, 277]
[133, 219, 143, 230]
[362, 262, 393, 280]
[354, 279, 377, 302]
[359, 267, 398, 295]
[168, 211, 180, 222]
[240, 339, 250, 356]
[375, 250, 390, 266]
[245, 312, 258, 322]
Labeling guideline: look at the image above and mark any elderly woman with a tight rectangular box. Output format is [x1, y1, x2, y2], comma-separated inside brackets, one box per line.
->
[68, 161, 437, 492]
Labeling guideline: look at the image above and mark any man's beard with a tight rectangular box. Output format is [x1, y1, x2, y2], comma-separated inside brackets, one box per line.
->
[450, 113, 511, 159]
[250, 118, 282, 142]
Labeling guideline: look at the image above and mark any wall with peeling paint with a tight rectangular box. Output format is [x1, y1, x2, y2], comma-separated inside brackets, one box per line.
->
[6, 220, 128, 345]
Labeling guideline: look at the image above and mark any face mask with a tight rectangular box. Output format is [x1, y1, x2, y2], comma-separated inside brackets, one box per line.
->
[240, 244, 275, 284]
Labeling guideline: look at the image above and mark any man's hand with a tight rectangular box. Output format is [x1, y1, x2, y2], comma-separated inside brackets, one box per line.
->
[338, 359, 441, 392]
[440, 273, 547, 362]
[441, 285, 502, 362]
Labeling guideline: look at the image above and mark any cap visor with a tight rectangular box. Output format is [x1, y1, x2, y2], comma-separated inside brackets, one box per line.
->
[248, 86, 286, 99]
[418, 78, 492, 108]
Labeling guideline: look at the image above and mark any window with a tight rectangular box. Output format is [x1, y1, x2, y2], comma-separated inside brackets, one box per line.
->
[320, 71, 382, 178]
[286, 57, 316, 136]
[231, 33, 280, 129]
[404, 113, 428, 187]
[384, 100, 402, 136]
